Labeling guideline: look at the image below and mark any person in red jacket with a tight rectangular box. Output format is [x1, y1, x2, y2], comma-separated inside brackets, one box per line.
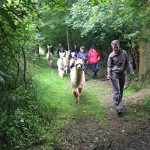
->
[86, 45, 101, 78]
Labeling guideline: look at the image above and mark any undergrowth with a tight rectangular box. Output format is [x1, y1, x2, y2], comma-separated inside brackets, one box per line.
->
[0, 81, 53, 149]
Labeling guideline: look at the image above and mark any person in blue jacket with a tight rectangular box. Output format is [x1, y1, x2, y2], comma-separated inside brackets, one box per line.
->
[77, 46, 88, 71]
[56, 43, 65, 56]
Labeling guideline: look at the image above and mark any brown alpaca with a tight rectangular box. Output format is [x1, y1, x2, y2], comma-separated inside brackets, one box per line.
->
[64, 50, 70, 74]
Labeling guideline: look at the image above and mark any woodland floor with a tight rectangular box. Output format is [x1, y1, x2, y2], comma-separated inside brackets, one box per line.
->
[60, 67, 150, 150]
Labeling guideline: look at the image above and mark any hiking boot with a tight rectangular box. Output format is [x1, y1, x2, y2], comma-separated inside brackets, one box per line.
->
[92, 72, 97, 78]
[117, 111, 123, 117]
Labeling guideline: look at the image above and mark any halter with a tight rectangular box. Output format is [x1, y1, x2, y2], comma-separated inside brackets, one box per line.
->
[75, 62, 83, 68]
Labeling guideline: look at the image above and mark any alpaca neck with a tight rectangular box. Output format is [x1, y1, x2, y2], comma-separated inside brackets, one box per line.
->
[75, 69, 83, 86]
[60, 57, 65, 68]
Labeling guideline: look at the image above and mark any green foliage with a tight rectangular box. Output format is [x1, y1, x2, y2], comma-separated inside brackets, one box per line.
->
[66, 0, 150, 47]
[143, 96, 150, 112]
[124, 72, 150, 94]
[0, 70, 9, 84]
[0, 74, 59, 149]
[34, 8, 66, 48]
[0, 1, 46, 149]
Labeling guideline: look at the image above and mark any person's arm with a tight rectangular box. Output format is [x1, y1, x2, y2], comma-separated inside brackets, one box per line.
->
[107, 55, 112, 79]
[87, 50, 91, 64]
[56, 48, 59, 54]
[77, 52, 81, 58]
[97, 51, 101, 60]
[85, 52, 88, 60]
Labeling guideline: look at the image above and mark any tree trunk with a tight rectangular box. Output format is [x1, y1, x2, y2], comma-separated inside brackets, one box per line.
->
[139, 32, 150, 80]
[21, 48, 27, 88]
[66, 26, 72, 50]
[131, 38, 139, 74]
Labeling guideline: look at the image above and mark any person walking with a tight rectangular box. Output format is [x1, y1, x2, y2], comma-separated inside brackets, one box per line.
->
[71, 44, 79, 56]
[77, 46, 88, 71]
[56, 43, 65, 56]
[86, 45, 101, 78]
[107, 40, 134, 117]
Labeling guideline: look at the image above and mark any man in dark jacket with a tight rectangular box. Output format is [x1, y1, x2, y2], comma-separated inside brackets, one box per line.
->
[107, 40, 134, 117]
[56, 43, 65, 55]
[71, 44, 79, 56]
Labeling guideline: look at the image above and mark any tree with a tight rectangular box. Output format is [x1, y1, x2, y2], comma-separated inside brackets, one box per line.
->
[66, 0, 150, 78]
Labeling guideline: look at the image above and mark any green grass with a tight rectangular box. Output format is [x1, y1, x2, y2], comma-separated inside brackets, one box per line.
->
[30, 56, 107, 149]
[124, 87, 136, 96]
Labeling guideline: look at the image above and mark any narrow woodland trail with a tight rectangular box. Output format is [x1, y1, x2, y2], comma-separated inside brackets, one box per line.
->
[36, 58, 150, 150]
[60, 69, 150, 150]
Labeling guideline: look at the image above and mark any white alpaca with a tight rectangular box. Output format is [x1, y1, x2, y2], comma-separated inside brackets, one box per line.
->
[70, 58, 85, 104]
[46, 45, 52, 67]
[57, 52, 66, 78]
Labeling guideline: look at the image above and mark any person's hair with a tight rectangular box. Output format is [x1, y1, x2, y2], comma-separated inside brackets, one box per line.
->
[91, 44, 98, 50]
[111, 40, 120, 45]
[80, 46, 85, 50]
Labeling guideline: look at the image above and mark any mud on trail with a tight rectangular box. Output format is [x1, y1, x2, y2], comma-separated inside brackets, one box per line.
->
[60, 77, 150, 150]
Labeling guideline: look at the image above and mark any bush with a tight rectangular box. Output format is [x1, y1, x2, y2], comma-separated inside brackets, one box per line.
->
[143, 96, 150, 111]
[0, 81, 57, 150]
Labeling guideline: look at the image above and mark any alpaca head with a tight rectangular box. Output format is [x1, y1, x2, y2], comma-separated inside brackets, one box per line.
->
[71, 52, 76, 58]
[47, 45, 52, 50]
[74, 58, 84, 70]
[59, 52, 65, 58]
[65, 50, 71, 59]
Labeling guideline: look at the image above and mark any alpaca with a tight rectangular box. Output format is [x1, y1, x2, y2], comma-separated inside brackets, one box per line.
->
[46, 45, 53, 67]
[57, 52, 66, 78]
[70, 58, 85, 104]
[69, 52, 76, 70]
[64, 50, 70, 74]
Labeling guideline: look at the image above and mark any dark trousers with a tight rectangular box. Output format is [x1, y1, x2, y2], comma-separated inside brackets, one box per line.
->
[91, 63, 99, 75]
[111, 72, 125, 112]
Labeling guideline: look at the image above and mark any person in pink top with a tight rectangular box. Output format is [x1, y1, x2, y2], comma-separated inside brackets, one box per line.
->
[86, 45, 101, 77]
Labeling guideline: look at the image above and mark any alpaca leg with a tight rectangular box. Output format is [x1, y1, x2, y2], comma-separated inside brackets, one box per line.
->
[73, 89, 80, 104]
[50, 60, 52, 67]
[58, 69, 62, 78]
[66, 67, 69, 74]
[48, 60, 52, 67]
[59, 70, 63, 78]
[59, 69, 64, 78]
[62, 70, 64, 78]
[48, 61, 50, 66]
[65, 67, 68, 74]
[78, 87, 83, 94]
[47, 60, 49, 66]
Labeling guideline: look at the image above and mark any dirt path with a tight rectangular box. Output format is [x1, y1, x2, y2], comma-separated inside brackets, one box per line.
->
[61, 77, 150, 150]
